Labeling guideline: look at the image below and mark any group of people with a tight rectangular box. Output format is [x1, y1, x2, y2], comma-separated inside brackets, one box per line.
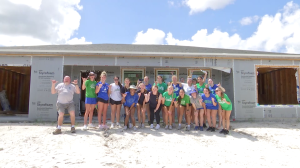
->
[51, 70, 232, 135]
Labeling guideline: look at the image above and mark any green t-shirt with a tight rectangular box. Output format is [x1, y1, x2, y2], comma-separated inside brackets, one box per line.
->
[196, 83, 206, 94]
[215, 93, 232, 111]
[163, 92, 176, 106]
[153, 82, 168, 94]
[177, 95, 190, 106]
[85, 80, 97, 98]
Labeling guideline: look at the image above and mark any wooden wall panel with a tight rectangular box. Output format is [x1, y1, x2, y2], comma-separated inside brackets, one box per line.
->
[258, 68, 297, 105]
[0, 67, 31, 113]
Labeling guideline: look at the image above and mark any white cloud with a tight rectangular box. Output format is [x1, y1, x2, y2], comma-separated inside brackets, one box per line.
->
[0, 0, 91, 46]
[183, 0, 235, 14]
[67, 37, 92, 45]
[168, 1, 175, 6]
[133, 1, 300, 53]
[133, 28, 166, 45]
[240, 15, 260, 25]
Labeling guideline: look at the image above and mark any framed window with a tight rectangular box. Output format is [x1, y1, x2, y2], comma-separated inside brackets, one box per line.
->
[255, 65, 299, 105]
[187, 68, 211, 81]
[154, 68, 179, 84]
[121, 68, 146, 85]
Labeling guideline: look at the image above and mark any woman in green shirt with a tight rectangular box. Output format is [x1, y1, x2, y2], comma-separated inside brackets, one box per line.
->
[81, 72, 97, 130]
[176, 89, 191, 131]
[196, 72, 208, 128]
[215, 87, 232, 135]
[162, 86, 176, 130]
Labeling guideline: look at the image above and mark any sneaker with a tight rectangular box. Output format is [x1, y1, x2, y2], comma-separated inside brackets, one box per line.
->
[224, 129, 229, 135]
[150, 124, 154, 129]
[165, 125, 169, 130]
[134, 126, 137, 131]
[155, 124, 160, 130]
[71, 127, 76, 133]
[123, 126, 128, 130]
[203, 123, 207, 128]
[103, 125, 108, 129]
[83, 125, 88, 130]
[186, 125, 190, 131]
[206, 127, 212, 131]
[116, 122, 120, 127]
[194, 126, 199, 130]
[110, 123, 114, 129]
[219, 129, 225, 134]
[53, 129, 62, 135]
[99, 125, 103, 129]
[88, 123, 95, 128]
[141, 123, 145, 128]
[199, 126, 204, 131]
[169, 125, 172, 130]
[129, 123, 133, 129]
[211, 127, 216, 132]
[177, 124, 182, 130]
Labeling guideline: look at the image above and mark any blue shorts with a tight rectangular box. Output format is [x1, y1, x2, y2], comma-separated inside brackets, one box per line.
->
[85, 97, 97, 105]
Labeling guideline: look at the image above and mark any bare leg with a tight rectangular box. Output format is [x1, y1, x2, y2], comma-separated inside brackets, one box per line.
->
[116, 104, 121, 124]
[137, 104, 142, 124]
[190, 107, 194, 124]
[212, 110, 217, 128]
[194, 110, 199, 126]
[225, 110, 232, 130]
[222, 110, 226, 129]
[57, 112, 64, 127]
[102, 103, 108, 125]
[89, 105, 96, 124]
[124, 107, 130, 126]
[97, 102, 104, 125]
[69, 111, 75, 126]
[130, 107, 136, 126]
[186, 109, 191, 125]
[111, 104, 116, 124]
[218, 106, 222, 129]
[206, 109, 212, 127]
[84, 104, 89, 125]
[179, 106, 185, 124]
[199, 109, 204, 126]
[141, 106, 146, 124]
[146, 104, 150, 123]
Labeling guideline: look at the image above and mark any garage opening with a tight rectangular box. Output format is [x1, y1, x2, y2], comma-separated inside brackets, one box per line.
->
[257, 67, 298, 105]
[0, 66, 31, 115]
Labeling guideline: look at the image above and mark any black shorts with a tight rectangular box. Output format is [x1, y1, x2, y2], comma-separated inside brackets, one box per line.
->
[97, 97, 108, 104]
[189, 103, 192, 106]
[180, 104, 186, 107]
[110, 98, 121, 105]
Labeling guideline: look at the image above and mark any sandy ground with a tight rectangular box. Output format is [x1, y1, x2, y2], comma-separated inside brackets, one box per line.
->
[0, 121, 300, 168]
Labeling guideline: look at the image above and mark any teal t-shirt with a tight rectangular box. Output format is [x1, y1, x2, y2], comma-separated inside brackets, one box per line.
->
[154, 82, 168, 94]
[163, 92, 176, 106]
[196, 83, 206, 94]
[85, 80, 97, 98]
[215, 93, 232, 111]
[177, 95, 190, 106]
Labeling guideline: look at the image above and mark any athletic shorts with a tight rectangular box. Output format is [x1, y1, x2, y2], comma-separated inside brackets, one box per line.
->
[97, 97, 108, 104]
[189, 103, 192, 106]
[56, 102, 75, 113]
[180, 104, 186, 107]
[85, 97, 97, 105]
[110, 98, 122, 105]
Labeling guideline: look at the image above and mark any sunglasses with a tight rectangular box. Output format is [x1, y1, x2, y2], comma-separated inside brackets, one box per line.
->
[215, 90, 220, 92]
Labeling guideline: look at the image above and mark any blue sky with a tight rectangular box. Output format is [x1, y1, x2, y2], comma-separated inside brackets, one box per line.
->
[1, 0, 300, 53]
[75, 0, 299, 44]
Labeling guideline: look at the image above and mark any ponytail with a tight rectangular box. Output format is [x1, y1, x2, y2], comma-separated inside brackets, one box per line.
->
[115, 76, 122, 96]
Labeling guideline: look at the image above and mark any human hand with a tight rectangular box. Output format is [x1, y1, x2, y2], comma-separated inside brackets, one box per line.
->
[51, 80, 58, 84]
[82, 77, 87, 83]
[72, 80, 78, 85]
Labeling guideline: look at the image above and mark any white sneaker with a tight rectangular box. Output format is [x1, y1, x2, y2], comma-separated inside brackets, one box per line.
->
[165, 125, 169, 130]
[141, 123, 145, 128]
[129, 123, 133, 129]
[178, 124, 181, 130]
[88, 123, 95, 128]
[83, 125, 88, 130]
[110, 123, 114, 129]
[169, 125, 172, 130]
[150, 124, 154, 129]
[103, 125, 108, 129]
[134, 126, 137, 131]
[99, 125, 103, 129]
[155, 124, 160, 130]
[123, 126, 128, 130]
[116, 122, 120, 127]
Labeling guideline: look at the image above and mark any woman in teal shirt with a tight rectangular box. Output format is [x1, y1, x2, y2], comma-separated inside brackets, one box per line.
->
[215, 87, 232, 135]
[176, 89, 191, 131]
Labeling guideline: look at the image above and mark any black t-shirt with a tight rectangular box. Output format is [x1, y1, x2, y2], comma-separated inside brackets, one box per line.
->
[121, 86, 130, 94]
[149, 92, 160, 108]
[137, 89, 149, 105]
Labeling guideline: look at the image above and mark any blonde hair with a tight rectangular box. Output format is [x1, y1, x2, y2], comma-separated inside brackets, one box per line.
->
[101, 71, 107, 77]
